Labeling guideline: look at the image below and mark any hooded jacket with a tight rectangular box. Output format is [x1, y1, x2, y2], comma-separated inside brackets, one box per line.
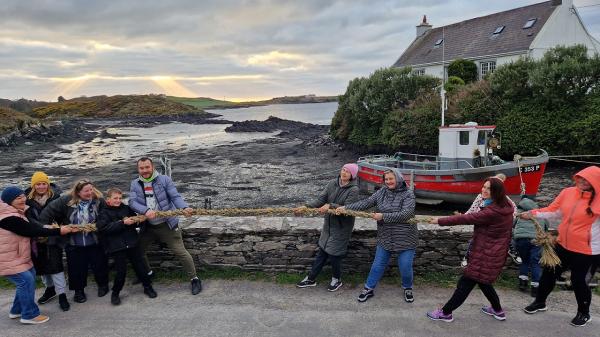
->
[439, 201, 514, 284]
[513, 198, 545, 240]
[96, 200, 141, 254]
[128, 174, 188, 230]
[306, 177, 360, 256]
[0, 202, 61, 276]
[25, 183, 62, 246]
[532, 166, 600, 255]
[345, 169, 417, 252]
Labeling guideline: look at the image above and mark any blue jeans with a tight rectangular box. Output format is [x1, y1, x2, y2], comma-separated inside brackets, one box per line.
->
[515, 238, 542, 284]
[6, 267, 40, 320]
[365, 245, 415, 289]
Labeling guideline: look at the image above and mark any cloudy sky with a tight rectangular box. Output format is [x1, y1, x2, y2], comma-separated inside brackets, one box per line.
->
[1, 0, 599, 101]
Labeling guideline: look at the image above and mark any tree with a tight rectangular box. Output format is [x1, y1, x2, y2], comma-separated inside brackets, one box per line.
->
[444, 76, 465, 93]
[58, 96, 66, 102]
[330, 67, 439, 146]
[447, 59, 478, 83]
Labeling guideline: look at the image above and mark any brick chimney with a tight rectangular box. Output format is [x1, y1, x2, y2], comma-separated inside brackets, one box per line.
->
[416, 15, 432, 38]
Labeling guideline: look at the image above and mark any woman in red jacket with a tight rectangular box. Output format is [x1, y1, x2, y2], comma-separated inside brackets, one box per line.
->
[520, 165, 600, 327]
[427, 177, 514, 322]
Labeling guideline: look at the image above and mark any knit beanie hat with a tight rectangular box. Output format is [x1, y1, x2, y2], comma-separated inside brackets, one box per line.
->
[31, 171, 50, 187]
[342, 163, 359, 179]
[1, 186, 25, 205]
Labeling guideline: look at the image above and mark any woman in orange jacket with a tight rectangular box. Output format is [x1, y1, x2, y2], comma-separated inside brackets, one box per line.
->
[520, 165, 600, 327]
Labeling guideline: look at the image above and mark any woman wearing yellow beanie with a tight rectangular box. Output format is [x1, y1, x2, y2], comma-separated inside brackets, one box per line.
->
[24, 172, 70, 311]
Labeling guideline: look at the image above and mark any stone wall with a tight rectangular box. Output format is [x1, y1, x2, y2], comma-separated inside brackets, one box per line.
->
[145, 217, 473, 275]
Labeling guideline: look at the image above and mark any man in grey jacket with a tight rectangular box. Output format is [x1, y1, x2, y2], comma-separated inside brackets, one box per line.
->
[129, 157, 201, 295]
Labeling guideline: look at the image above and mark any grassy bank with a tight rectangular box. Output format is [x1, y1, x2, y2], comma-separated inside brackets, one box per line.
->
[0, 106, 35, 134]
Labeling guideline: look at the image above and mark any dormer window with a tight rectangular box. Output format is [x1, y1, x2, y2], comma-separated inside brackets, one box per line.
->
[434, 38, 444, 46]
[523, 18, 537, 29]
[492, 26, 505, 35]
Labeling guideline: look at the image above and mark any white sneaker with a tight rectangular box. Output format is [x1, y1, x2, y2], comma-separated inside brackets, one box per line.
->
[8, 313, 21, 319]
[328, 278, 343, 292]
[20, 315, 50, 325]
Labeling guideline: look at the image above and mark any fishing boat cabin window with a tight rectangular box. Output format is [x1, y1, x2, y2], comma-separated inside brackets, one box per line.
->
[477, 130, 486, 145]
[459, 131, 470, 145]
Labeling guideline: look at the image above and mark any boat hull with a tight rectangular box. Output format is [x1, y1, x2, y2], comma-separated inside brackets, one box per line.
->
[357, 153, 548, 204]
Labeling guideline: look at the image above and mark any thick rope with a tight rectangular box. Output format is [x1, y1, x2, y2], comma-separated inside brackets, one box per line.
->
[129, 207, 432, 225]
[50, 208, 433, 232]
[531, 217, 561, 268]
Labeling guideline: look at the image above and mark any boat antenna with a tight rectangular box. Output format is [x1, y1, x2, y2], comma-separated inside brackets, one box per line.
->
[440, 26, 446, 127]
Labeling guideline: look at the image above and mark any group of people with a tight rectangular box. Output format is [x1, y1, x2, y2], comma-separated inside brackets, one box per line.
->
[1, 156, 599, 328]
[294, 164, 599, 328]
[0, 157, 201, 324]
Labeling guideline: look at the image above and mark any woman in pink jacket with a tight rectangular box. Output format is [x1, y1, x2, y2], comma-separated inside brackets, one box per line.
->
[0, 186, 73, 325]
[520, 165, 600, 327]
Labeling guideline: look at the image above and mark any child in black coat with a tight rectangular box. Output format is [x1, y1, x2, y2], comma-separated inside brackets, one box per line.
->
[97, 188, 157, 305]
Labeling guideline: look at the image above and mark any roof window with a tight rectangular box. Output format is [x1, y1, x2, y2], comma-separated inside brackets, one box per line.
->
[492, 26, 505, 35]
[523, 18, 537, 29]
[434, 38, 444, 46]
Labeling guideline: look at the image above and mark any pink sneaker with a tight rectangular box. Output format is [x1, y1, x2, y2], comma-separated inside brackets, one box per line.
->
[481, 306, 506, 321]
[427, 308, 454, 322]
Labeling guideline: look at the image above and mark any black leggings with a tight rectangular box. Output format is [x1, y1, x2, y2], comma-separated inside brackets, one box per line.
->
[308, 248, 342, 280]
[442, 276, 501, 314]
[536, 244, 595, 314]
[65, 245, 109, 291]
[112, 245, 151, 292]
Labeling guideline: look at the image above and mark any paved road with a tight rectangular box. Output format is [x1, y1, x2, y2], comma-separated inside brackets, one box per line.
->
[1, 280, 599, 337]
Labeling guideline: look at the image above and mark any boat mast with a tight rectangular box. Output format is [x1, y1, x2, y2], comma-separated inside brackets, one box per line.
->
[440, 26, 446, 126]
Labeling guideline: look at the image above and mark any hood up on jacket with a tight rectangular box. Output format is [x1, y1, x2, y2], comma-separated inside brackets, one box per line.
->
[518, 197, 539, 211]
[574, 165, 600, 214]
[386, 169, 408, 192]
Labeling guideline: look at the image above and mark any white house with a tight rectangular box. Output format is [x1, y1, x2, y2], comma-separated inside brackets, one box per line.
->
[393, 0, 600, 79]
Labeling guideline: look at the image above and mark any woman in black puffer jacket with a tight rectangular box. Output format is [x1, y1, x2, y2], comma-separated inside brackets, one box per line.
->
[24, 171, 70, 311]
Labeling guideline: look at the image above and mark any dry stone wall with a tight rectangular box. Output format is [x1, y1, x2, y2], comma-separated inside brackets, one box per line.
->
[144, 217, 474, 275]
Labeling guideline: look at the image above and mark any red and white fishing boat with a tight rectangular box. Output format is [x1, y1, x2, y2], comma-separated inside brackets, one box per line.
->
[357, 122, 549, 204]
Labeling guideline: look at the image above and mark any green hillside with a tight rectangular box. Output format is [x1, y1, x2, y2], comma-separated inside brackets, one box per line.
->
[33, 94, 205, 118]
[0, 106, 35, 134]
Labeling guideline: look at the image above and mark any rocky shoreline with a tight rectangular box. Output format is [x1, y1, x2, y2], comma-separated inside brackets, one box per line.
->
[0, 115, 588, 212]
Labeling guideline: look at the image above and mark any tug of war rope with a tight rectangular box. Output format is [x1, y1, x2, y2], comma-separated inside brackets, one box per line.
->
[46, 207, 560, 267]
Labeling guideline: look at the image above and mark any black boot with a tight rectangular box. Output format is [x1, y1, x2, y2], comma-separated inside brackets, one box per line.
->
[191, 278, 202, 295]
[58, 293, 70, 311]
[38, 286, 57, 304]
[518, 279, 528, 292]
[97, 285, 109, 297]
[74, 290, 87, 303]
[144, 285, 157, 298]
[111, 291, 121, 305]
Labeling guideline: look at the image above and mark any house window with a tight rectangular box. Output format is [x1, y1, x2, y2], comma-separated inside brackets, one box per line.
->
[492, 26, 505, 35]
[523, 18, 537, 29]
[434, 38, 444, 46]
[413, 68, 425, 76]
[480, 61, 496, 78]
[459, 131, 470, 145]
